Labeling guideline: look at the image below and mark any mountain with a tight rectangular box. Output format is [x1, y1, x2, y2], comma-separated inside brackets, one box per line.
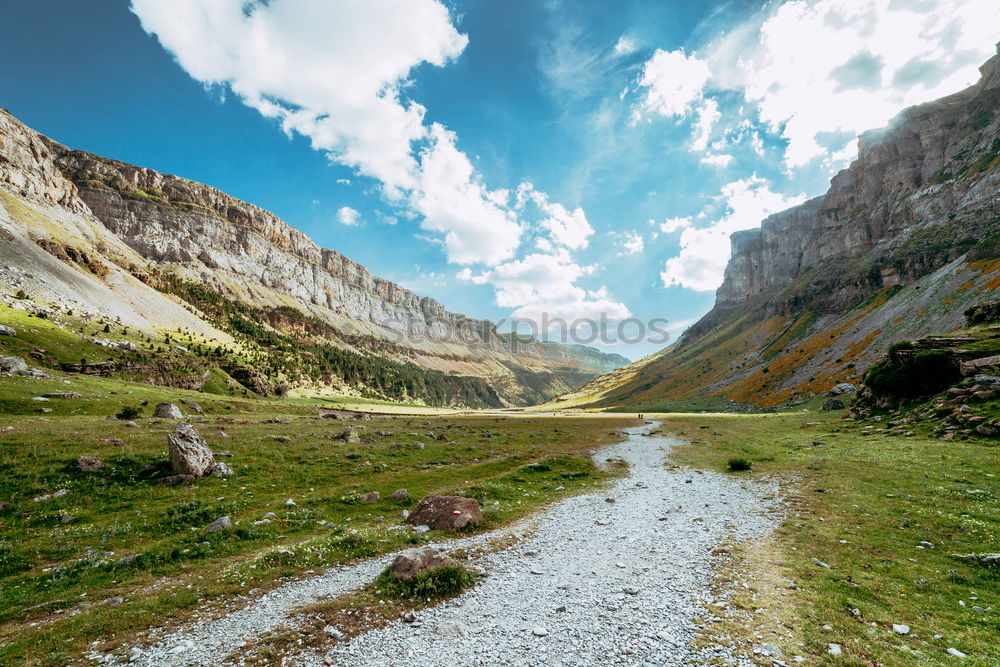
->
[0, 110, 626, 407]
[550, 44, 1000, 411]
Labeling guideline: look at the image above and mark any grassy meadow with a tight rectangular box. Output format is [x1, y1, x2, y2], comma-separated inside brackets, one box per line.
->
[658, 411, 999, 666]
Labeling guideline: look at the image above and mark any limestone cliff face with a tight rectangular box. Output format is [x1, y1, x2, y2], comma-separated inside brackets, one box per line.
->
[0, 109, 626, 405]
[46, 147, 507, 352]
[712, 46, 1000, 320]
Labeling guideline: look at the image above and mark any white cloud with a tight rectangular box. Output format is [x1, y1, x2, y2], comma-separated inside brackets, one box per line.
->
[614, 36, 638, 57]
[705, 0, 1000, 167]
[411, 124, 522, 266]
[517, 183, 594, 251]
[619, 231, 645, 255]
[461, 251, 630, 328]
[661, 176, 806, 291]
[633, 0, 1000, 169]
[690, 99, 720, 152]
[659, 216, 692, 234]
[634, 48, 711, 119]
[336, 206, 362, 226]
[700, 152, 734, 168]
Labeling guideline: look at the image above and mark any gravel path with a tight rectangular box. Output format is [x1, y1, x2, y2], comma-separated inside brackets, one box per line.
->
[121, 423, 780, 666]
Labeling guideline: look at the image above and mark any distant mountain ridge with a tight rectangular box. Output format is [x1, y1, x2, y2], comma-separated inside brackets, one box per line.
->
[549, 44, 1000, 411]
[0, 109, 626, 406]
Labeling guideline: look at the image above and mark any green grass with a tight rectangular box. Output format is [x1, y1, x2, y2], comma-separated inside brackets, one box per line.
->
[372, 563, 477, 600]
[659, 411, 1000, 665]
[0, 376, 633, 665]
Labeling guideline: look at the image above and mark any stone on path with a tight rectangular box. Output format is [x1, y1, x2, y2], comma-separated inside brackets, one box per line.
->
[389, 546, 457, 582]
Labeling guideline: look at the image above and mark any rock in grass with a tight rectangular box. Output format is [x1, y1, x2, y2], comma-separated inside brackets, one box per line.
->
[361, 491, 380, 503]
[389, 488, 409, 501]
[0, 356, 29, 375]
[43, 392, 81, 399]
[168, 423, 216, 477]
[335, 427, 360, 443]
[827, 644, 842, 655]
[160, 474, 196, 487]
[389, 546, 458, 581]
[892, 624, 910, 635]
[0, 325, 15, 336]
[74, 456, 106, 472]
[205, 516, 233, 533]
[947, 648, 967, 658]
[154, 403, 184, 419]
[405, 495, 482, 530]
[812, 557, 831, 569]
[210, 461, 233, 477]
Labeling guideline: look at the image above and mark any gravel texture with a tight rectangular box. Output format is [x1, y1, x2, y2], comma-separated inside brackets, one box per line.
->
[120, 423, 780, 666]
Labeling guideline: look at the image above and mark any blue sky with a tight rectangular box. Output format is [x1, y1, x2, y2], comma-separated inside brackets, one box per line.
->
[2, 0, 997, 359]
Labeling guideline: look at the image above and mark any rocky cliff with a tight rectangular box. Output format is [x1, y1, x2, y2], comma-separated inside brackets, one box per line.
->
[0, 109, 626, 406]
[550, 44, 1000, 411]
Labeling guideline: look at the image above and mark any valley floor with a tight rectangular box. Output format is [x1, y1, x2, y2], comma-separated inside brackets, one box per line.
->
[123, 423, 778, 666]
[0, 394, 997, 666]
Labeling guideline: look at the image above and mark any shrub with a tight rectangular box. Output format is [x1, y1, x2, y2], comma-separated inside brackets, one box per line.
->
[116, 405, 142, 420]
[727, 458, 752, 472]
[863, 349, 960, 399]
[372, 564, 476, 600]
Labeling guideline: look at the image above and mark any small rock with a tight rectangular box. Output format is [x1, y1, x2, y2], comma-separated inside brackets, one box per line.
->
[390, 546, 458, 581]
[153, 403, 184, 419]
[74, 456, 106, 472]
[947, 648, 967, 658]
[389, 488, 409, 501]
[361, 491, 380, 503]
[532, 627, 548, 637]
[827, 644, 842, 656]
[623, 586, 640, 595]
[160, 474, 196, 487]
[0, 325, 16, 337]
[124, 421, 139, 428]
[893, 624, 910, 635]
[812, 558, 831, 569]
[435, 620, 470, 636]
[323, 625, 344, 640]
[205, 516, 233, 533]
[285, 498, 297, 505]
[103, 597, 124, 607]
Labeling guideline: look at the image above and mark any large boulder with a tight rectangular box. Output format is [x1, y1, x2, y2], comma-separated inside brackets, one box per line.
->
[828, 383, 857, 396]
[154, 403, 184, 419]
[822, 398, 846, 411]
[168, 423, 217, 477]
[405, 495, 482, 530]
[389, 546, 457, 581]
[0, 356, 28, 375]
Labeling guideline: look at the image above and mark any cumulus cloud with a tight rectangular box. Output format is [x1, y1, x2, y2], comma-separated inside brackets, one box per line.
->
[661, 176, 806, 291]
[635, 0, 1000, 169]
[336, 206, 362, 226]
[411, 124, 522, 265]
[620, 231, 645, 256]
[460, 251, 630, 328]
[614, 36, 638, 57]
[517, 183, 594, 251]
[658, 217, 692, 234]
[634, 48, 710, 119]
